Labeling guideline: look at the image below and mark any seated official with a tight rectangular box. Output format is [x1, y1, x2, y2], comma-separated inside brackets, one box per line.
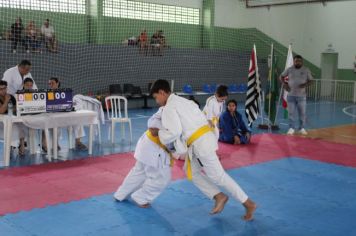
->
[0, 80, 27, 156]
[219, 99, 251, 145]
[23, 77, 34, 90]
[41, 77, 87, 152]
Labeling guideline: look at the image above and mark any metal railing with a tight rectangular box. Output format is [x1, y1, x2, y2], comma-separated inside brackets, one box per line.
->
[306, 79, 356, 103]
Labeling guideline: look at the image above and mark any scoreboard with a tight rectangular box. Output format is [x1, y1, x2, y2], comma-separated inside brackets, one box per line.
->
[16, 90, 47, 115]
[16, 89, 73, 115]
[46, 89, 73, 112]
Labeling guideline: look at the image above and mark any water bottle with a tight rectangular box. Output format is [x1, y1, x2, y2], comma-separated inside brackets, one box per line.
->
[8, 101, 13, 116]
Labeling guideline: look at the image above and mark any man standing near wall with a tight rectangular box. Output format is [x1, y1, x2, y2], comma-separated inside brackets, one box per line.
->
[280, 55, 312, 135]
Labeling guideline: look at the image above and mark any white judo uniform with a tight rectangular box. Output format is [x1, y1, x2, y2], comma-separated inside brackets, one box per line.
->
[159, 94, 248, 203]
[113, 107, 171, 205]
[203, 95, 224, 139]
[2, 65, 37, 95]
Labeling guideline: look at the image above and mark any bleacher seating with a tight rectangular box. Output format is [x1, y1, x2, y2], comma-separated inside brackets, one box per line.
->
[0, 40, 268, 98]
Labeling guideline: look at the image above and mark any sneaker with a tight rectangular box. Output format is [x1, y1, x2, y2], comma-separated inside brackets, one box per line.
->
[299, 128, 308, 135]
[287, 128, 295, 135]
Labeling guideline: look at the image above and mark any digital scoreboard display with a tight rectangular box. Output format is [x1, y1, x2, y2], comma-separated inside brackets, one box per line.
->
[46, 89, 73, 112]
[16, 89, 73, 115]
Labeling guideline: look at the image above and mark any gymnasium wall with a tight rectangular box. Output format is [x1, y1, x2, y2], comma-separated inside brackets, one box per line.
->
[215, 0, 356, 80]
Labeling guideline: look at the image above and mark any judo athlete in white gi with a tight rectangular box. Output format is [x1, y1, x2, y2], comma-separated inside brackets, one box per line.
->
[113, 107, 172, 208]
[203, 85, 228, 139]
[150, 79, 256, 221]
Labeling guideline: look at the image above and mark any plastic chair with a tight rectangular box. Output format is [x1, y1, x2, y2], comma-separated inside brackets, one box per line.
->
[202, 84, 211, 93]
[147, 82, 153, 93]
[73, 94, 105, 144]
[109, 84, 122, 95]
[239, 84, 248, 92]
[210, 84, 217, 93]
[131, 86, 143, 98]
[105, 96, 132, 143]
[183, 84, 193, 94]
[228, 84, 238, 92]
[123, 84, 135, 97]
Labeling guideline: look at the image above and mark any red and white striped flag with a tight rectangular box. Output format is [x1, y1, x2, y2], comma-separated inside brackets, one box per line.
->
[245, 44, 261, 126]
[282, 44, 293, 118]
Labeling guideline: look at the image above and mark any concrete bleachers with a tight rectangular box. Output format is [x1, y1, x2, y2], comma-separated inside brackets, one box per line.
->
[0, 40, 268, 101]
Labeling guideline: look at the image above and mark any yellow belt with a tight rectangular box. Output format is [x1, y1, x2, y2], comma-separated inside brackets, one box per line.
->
[211, 117, 219, 126]
[145, 130, 174, 167]
[185, 125, 212, 180]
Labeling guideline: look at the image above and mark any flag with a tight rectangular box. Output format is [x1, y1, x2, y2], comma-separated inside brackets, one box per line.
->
[245, 44, 261, 126]
[282, 44, 293, 118]
[264, 44, 278, 124]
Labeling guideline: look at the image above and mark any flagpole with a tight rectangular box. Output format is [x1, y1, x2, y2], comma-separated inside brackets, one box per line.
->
[259, 43, 278, 130]
[274, 80, 284, 125]
[268, 44, 273, 128]
[275, 44, 293, 126]
[260, 91, 266, 125]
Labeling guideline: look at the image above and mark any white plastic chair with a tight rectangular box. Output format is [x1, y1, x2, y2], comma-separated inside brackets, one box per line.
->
[105, 96, 132, 143]
[73, 95, 104, 145]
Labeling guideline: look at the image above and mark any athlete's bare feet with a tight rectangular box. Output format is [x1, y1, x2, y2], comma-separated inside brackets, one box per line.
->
[242, 198, 257, 221]
[137, 203, 151, 208]
[210, 192, 229, 215]
[132, 199, 151, 208]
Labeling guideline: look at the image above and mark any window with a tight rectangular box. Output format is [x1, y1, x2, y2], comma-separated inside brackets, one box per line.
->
[0, 0, 85, 14]
[103, 0, 200, 25]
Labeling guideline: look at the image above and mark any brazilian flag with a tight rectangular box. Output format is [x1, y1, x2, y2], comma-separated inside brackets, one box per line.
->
[264, 45, 279, 124]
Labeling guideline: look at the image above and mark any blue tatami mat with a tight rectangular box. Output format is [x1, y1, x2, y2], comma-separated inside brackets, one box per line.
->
[1, 157, 356, 236]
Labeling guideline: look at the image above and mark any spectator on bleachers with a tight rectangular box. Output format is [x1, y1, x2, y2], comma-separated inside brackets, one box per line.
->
[128, 35, 137, 46]
[158, 30, 166, 53]
[10, 17, 28, 53]
[150, 31, 162, 56]
[219, 99, 251, 145]
[138, 29, 148, 55]
[41, 19, 58, 53]
[25, 21, 41, 53]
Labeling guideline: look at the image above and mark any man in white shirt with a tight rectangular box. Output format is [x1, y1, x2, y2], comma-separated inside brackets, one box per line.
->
[2, 60, 37, 95]
[41, 19, 57, 53]
[149, 79, 257, 221]
[280, 55, 312, 135]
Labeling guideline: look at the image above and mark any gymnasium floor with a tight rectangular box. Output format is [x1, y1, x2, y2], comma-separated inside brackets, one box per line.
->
[1, 100, 356, 236]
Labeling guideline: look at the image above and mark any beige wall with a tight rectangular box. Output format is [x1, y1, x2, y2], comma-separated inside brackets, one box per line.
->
[215, 0, 356, 69]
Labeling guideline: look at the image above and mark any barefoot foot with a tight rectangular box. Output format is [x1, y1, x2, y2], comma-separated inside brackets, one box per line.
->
[138, 203, 151, 208]
[210, 192, 229, 215]
[242, 198, 257, 221]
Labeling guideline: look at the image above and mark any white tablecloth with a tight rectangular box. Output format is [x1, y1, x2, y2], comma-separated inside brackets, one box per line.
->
[21, 110, 98, 129]
[1, 110, 97, 167]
